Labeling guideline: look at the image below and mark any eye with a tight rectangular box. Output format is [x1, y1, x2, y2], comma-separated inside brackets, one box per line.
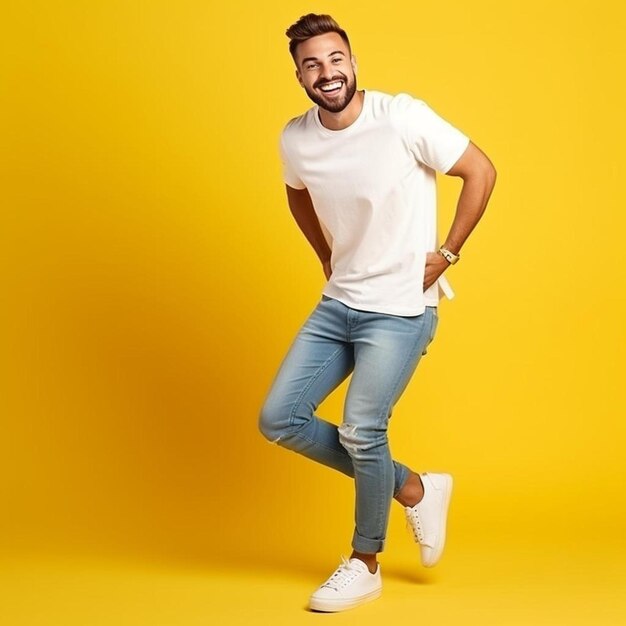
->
[332, 58, 341, 63]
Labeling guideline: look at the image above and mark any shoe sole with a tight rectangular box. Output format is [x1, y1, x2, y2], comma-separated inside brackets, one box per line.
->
[423, 473, 453, 567]
[309, 587, 382, 612]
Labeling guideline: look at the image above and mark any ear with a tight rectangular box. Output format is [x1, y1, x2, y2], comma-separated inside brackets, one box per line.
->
[351, 55, 358, 73]
[295, 68, 304, 87]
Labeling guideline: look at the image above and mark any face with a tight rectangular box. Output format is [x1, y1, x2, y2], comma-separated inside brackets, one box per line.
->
[294, 32, 357, 113]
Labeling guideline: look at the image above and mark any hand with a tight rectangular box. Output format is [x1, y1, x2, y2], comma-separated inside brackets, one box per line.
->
[322, 259, 332, 281]
[423, 251, 450, 291]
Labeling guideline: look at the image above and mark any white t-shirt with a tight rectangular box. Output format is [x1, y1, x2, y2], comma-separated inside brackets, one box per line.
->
[279, 88, 470, 316]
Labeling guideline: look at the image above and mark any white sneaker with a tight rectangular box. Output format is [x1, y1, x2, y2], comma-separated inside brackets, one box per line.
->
[308, 555, 382, 612]
[404, 472, 453, 567]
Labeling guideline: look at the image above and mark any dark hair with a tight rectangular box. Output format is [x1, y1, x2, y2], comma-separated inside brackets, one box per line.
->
[285, 13, 351, 64]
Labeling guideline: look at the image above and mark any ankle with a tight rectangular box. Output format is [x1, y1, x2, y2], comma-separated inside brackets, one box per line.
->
[395, 471, 424, 507]
[349, 551, 378, 573]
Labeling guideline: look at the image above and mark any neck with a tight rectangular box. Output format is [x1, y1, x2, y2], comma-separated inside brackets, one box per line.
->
[318, 89, 364, 131]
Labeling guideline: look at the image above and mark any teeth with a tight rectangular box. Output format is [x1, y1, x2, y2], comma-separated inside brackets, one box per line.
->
[320, 81, 342, 92]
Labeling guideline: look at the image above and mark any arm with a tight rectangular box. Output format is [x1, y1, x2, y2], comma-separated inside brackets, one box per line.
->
[285, 184, 333, 279]
[424, 140, 497, 290]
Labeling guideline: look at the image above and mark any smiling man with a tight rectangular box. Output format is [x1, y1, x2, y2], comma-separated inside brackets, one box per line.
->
[258, 13, 497, 612]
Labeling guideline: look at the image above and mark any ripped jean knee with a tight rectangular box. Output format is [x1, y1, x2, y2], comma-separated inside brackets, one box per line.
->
[338, 421, 389, 457]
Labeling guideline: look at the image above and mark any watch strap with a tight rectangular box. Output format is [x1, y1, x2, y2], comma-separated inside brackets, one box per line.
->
[438, 246, 460, 264]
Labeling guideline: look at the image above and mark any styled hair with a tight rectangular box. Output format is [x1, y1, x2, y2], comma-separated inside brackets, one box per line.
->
[285, 13, 351, 64]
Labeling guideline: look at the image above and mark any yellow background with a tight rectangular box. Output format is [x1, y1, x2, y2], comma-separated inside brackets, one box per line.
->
[1, 1, 624, 624]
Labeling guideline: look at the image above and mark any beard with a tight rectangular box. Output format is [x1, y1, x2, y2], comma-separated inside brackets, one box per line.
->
[303, 71, 358, 113]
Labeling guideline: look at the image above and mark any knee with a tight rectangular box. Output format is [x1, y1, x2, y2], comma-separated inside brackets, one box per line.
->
[338, 422, 362, 454]
[338, 422, 388, 455]
[258, 399, 289, 444]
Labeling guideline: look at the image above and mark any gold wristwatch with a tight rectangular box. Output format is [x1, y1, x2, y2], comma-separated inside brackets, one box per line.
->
[438, 246, 460, 265]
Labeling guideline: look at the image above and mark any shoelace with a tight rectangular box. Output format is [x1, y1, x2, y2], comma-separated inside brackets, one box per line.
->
[320, 555, 363, 591]
[405, 507, 425, 542]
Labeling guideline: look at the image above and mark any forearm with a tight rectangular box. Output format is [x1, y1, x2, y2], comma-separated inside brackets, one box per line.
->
[290, 204, 332, 265]
[441, 168, 497, 255]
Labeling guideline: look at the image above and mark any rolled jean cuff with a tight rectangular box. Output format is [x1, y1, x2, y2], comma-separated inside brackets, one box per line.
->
[352, 529, 385, 554]
[393, 464, 410, 497]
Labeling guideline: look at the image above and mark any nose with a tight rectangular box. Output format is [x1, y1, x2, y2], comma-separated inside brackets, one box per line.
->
[319, 61, 338, 82]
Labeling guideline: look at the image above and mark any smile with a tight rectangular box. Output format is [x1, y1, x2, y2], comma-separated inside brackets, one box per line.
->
[319, 80, 343, 94]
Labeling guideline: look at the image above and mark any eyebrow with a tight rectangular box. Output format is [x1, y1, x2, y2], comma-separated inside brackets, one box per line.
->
[301, 50, 345, 65]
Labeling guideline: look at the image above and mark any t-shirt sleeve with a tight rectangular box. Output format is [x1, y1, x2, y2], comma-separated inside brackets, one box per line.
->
[395, 93, 470, 174]
[278, 131, 306, 190]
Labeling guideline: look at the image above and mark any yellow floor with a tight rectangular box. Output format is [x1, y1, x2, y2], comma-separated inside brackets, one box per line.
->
[2, 536, 624, 625]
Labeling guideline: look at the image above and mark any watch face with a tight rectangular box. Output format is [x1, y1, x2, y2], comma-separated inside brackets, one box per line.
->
[439, 248, 458, 263]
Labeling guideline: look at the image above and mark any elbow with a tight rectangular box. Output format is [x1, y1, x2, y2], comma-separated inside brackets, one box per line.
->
[477, 158, 497, 190]
[487, 163, 497, 188]
[480, 152, 497, 183]
[482, 164, 497, 211]
[462, 163, 497, 188]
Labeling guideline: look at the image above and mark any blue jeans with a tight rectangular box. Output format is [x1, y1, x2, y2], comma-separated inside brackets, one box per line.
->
[258, 294, 439, 554]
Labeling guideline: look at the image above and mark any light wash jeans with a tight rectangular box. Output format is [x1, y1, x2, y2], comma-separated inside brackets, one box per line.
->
[258, 294, 439, 554]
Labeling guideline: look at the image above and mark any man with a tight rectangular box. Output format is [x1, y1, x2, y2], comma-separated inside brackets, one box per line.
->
[258, 13, 496, 612]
